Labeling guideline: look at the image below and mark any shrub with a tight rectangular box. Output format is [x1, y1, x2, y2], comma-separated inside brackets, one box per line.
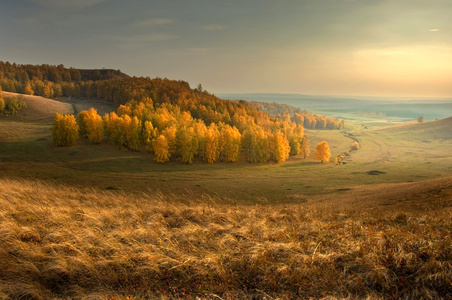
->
[351, 141, 360, 150]
[4, 96, 27, 114]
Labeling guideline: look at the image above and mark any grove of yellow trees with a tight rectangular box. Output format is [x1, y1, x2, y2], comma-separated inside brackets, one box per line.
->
[50, 100, 312, 164]
[0, 62, 323, 163]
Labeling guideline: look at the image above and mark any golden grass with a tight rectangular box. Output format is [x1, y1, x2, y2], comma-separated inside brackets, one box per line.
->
[1, 91, 73, 122]
[0, 179, 450, 299]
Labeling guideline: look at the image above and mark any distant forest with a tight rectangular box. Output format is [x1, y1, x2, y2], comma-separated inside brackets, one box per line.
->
[0, 61, 343, 163]
[250, 101, 344, 130]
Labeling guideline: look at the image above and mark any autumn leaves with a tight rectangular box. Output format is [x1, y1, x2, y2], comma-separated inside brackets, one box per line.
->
[51, 101, 315, 164]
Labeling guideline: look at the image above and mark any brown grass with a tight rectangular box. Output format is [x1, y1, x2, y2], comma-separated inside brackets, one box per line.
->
[0, 178, 450, 299]
[1, 92, 73, 122]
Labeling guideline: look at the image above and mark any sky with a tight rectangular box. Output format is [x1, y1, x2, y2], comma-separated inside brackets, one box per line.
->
[0, 0, 451, 98]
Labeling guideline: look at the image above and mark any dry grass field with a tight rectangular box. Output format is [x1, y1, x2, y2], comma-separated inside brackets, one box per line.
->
[2, 92, 73, 122]
[0, 178, 450, 299]
[1, 94, 451, 299]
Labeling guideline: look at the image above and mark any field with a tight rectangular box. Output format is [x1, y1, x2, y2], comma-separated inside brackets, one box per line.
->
[0, 92, 451, 299]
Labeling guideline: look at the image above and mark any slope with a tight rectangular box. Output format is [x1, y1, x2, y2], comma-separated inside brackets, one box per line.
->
[2, 91, 73, 122]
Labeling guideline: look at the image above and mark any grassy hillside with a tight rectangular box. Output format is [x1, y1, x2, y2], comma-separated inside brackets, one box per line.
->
[1, 92, 73, 122]
[0, 178, 450, 299]
[1, 94, 451, 202]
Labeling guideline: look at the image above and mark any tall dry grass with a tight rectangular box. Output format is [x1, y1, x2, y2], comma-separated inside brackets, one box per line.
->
[0, 179, 450, 299]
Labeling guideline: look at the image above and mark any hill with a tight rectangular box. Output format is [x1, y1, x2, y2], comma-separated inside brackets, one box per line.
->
[77, 68, 130, 81]
[379, 117, 452, 140]
[1, 91, 73, 122]
[1, 61, 314, 164]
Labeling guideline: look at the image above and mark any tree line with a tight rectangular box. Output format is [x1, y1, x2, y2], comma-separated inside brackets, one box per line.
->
[250, 101, 345, 130]
[54, 101, 310, 164]
[0, 61, 329, 163]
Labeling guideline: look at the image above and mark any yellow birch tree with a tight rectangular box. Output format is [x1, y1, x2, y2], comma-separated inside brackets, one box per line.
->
[314, 141, 331, 163]
[204, 123, 220, 163]
[272, 131, 290, 163]
[84, 108, 103, 143]
[52, 113, 79, 146]
[220, 125, 241, 162]
[153, 135, 170, 163]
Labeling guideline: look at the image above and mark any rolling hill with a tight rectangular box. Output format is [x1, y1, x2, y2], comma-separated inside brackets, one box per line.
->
[2, 91, 73, 122]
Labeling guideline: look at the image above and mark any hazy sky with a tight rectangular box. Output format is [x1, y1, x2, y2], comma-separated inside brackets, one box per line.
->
[1, 0, 451, 97]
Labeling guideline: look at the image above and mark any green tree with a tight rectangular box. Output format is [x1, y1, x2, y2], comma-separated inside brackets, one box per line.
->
[4, 96, 27, 114]
[52, 113, 79, 146]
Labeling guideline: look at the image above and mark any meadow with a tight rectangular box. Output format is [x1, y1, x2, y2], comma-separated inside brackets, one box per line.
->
[0, 92, 451, 299]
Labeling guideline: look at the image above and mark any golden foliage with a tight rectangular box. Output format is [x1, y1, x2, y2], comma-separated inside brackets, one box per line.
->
[124, 115, 142, 151]
[177, 126, 199, 164]
[204, 123, 220, 163]
[117, 104, 132, 117]
[52, 113, 79, 146]
[220, 125, 241, 162]
[314, 141, 331, 163]
[103, 112, 125, 147]
[142, 120, 157, 152]
[24, 82, 34, 95]
[153, 134, 170, 163]
[272, 131, 290, 163]
[78, 108, 103, 143]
